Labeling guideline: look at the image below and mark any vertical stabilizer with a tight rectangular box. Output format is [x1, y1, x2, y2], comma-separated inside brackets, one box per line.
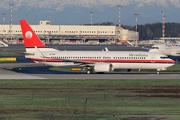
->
[20, 20, 45, 48]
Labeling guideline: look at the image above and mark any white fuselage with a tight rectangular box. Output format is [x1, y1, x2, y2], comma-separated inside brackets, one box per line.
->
[25, 48, 175, 71]
[149, 44, 180, 56]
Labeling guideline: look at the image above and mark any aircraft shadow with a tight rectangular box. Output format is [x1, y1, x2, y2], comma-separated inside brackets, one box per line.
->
[8, 66, 87, 74]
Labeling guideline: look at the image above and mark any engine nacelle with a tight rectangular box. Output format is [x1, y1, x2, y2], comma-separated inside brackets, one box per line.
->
[94, 63, 113, 72]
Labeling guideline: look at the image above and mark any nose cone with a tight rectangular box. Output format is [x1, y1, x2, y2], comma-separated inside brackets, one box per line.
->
[163, 56, 175, 68]
[170, 59, 175, 64]
[168, 59, 175, 67]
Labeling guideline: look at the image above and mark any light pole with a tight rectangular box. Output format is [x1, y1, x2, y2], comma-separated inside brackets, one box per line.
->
[9, 3, 14, 40]
[162, 11, 165, 43]
[90, 11, 93, 26]
[2, 13, 6, 24]
[2, 13, 6, 40]
[117, 5, 122, 43]
[134, 13, 139, 47]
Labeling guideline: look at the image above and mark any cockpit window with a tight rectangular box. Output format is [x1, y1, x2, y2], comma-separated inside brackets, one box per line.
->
[152, 47, 159, 49]
[160, 56, 169, 59]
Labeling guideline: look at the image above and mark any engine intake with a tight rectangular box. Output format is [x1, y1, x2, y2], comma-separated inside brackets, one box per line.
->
[94, 63, 113, 72]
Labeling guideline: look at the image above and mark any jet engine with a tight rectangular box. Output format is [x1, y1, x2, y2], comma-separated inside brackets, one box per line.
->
[94, 63, 114, 72]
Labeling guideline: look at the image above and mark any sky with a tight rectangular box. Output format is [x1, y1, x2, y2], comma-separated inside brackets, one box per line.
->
[0, 0, 180, 25]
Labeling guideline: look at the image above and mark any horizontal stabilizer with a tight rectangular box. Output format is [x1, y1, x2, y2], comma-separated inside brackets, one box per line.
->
[24, 52, 35, 55]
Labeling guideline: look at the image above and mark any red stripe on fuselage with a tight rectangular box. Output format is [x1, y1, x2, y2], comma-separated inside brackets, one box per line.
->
[29, 58, 175, 63]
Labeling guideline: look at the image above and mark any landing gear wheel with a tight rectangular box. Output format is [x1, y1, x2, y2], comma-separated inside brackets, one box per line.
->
[86, 69, 93, 74]
[156, 69, 161, 74]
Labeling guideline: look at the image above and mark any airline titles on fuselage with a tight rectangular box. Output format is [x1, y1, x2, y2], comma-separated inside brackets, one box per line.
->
[129, 53, 148, 57]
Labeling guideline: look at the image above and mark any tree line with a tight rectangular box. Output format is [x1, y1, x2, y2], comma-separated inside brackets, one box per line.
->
[122, 22, 180, 40]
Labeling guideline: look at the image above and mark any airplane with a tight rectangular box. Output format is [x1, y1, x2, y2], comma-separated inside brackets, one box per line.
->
[148, 44, 180, 56]
[20, 20, 175, 74]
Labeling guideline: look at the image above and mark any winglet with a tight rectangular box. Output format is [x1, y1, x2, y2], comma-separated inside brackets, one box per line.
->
[20, 20, 45, 48]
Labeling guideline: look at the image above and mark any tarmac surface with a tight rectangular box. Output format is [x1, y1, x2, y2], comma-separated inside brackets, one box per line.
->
[0, 63, 180, 80]
[1, 44, 147, 51]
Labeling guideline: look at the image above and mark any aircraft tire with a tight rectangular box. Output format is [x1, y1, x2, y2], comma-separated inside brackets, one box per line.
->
[86, 69, 93, 74]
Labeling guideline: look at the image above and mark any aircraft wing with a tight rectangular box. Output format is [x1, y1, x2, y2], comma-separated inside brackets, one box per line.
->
[58, 58, 95, 66]
[34, 46, 95, 66]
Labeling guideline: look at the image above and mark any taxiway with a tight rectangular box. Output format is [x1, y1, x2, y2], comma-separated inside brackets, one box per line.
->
[0, 63, 180, 80]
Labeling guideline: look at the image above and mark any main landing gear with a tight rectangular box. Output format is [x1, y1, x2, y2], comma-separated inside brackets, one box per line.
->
[84, 67, 94, 74]
[85, 68, 104, 74]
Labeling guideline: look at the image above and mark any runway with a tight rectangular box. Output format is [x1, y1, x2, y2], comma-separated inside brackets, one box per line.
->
[0, 63, 180, 80]
[29, 74, 180, 80]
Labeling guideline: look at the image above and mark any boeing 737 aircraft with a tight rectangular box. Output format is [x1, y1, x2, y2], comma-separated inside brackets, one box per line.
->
[20, 20, 175, 74]
[148, 44, 180, 56]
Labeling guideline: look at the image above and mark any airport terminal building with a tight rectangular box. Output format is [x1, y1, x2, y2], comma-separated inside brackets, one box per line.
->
[0, 20, 138, 44]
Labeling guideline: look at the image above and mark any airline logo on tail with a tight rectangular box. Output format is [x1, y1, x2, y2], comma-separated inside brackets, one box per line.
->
[25, 31, 33, 39]
[20, 20, 45, 47]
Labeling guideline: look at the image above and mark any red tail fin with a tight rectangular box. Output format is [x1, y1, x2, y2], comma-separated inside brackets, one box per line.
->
[20, 20, 45, 47]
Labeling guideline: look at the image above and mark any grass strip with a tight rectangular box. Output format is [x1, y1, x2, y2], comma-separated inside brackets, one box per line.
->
[0, 80, 180, 119]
